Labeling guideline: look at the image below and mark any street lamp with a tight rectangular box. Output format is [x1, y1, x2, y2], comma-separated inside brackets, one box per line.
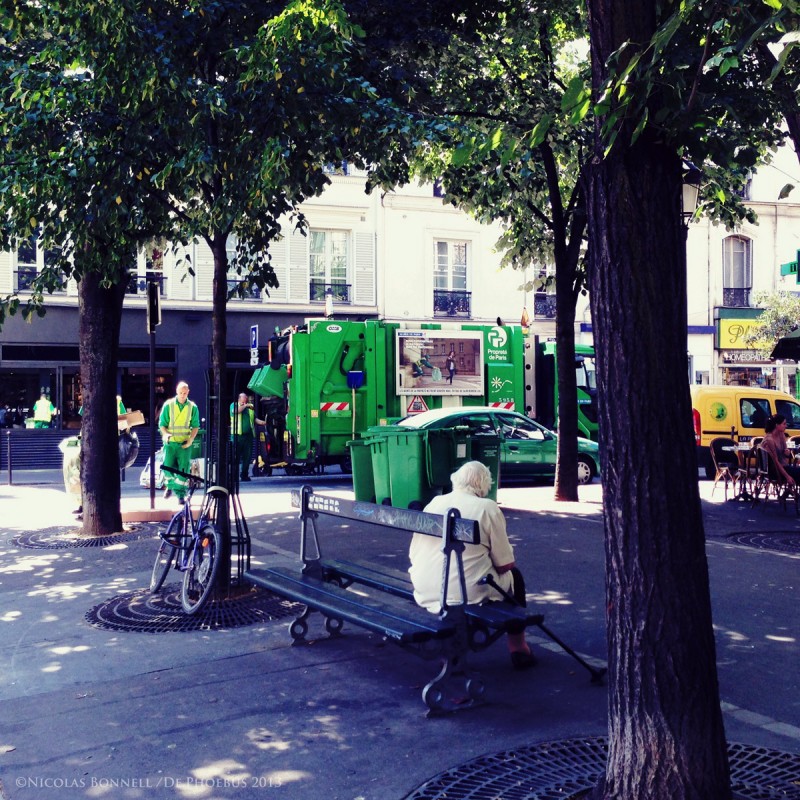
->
[682, 161, 703, 224]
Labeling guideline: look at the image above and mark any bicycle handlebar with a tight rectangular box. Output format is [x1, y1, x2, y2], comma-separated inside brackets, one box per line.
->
[161, 465, 207, 484]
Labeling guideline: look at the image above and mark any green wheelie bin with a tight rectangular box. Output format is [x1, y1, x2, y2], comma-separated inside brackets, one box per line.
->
[382, 426, 436, 509]
[347, 438, 376, 502]
[425, 426, 472, 490]
[366, 428, 392, 505]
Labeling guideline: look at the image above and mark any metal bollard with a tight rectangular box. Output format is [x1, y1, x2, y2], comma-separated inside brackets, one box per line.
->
[5, 429, 12, 486]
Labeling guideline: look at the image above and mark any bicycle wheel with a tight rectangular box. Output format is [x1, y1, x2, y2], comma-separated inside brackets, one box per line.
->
[150, 514, 182, 593]
[180, 523, 222, 614]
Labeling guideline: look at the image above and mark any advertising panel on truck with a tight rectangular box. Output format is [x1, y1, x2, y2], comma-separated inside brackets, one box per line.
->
[395, 329, 484, 396]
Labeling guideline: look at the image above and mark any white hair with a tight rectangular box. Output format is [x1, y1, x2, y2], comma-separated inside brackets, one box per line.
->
[450, 461, 492, 497]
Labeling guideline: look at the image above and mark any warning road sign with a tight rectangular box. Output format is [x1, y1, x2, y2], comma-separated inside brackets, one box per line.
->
[406, 396, 429, 414]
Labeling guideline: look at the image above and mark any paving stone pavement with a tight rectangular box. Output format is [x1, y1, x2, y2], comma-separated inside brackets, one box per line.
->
[0, 471, 797, 799]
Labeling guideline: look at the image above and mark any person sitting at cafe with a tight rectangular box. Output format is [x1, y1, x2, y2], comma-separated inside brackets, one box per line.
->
[760, 413, 800, 485]
[408, 460, 537, 670]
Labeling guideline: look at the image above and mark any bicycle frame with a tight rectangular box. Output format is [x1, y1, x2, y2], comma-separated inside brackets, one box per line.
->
[151, 466, 228, 614]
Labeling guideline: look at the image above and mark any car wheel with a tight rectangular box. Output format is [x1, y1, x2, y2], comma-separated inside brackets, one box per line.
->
[577, 454, 595, 485]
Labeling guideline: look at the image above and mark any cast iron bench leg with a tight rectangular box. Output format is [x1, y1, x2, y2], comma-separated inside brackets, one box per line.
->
[422, 638, 486, 716]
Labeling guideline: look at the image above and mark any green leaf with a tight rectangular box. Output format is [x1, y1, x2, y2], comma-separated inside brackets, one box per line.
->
[561, 76, 587, 114]
[451, 141, 474, 168]
[530, 115, 553, 147]
[630, 107, 649, 145]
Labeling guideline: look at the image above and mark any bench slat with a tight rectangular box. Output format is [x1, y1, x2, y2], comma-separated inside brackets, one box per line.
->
[322, 559, 414, 599]
[320, 558, 544, 631]
[290, 489, 480, 543]
[244, 566, 457, 644]
[464, 603, 544, 628]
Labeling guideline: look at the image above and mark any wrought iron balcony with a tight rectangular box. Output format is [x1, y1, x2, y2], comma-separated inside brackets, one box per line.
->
[433, 289, 471, 317]
[127, 271, 168, 296]
[533, 292, 557, 319]
[310, 280, 351, 304]
[227, 278, 263, 301]
[722, 288, 751, 307]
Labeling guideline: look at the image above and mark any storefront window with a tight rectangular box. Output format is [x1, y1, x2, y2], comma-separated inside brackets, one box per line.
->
[720, 367, 775, 389]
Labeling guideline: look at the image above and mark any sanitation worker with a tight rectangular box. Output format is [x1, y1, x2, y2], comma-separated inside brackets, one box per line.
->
[230, 393, 264, 482]
[32, 392, 58, 428]
[159, 381, 199, 504]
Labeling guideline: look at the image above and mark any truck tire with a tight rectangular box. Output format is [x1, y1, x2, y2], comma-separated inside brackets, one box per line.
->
[340, 454, 352, 474]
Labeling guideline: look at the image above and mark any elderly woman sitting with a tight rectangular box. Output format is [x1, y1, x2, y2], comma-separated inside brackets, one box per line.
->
[408, 460, 536, 670]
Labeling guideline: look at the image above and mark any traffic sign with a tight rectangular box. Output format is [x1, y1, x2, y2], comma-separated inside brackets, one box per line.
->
[250, 347, 259, 367]
[406, 396, 429, 414]
[250, 324, 259, 349]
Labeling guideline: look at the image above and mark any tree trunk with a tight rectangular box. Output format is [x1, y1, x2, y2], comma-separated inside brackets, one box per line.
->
[586, 1, 731, 797]
[553, 259, 580, 501]
[78, 269, 126, 536]
[210, 234, 231, 589]
[542, 141, 585, 502]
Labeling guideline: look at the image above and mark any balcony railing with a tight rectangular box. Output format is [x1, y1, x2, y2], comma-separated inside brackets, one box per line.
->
[127, 271, 168, 296]
[433, 289, 471, 317]
[722, 288, 751, 307]
[227, 279, 263, 301]
[310, 280, 351, 304]
[533, 292, 557, 319]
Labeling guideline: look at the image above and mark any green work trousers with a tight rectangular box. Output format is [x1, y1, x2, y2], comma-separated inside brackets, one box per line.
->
[162, 440, 192, 498]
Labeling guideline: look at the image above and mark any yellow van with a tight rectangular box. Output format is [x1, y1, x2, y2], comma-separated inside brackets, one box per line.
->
[691, 385, 800, 478]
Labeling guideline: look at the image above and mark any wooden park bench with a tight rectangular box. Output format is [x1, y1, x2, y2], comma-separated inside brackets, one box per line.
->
[243, 485, 605, 715]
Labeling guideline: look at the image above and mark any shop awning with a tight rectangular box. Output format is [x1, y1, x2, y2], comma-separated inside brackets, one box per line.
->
[770, 329, 800, 360]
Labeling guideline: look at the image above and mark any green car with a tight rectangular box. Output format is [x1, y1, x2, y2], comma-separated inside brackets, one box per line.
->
[398, 406, 600, 485]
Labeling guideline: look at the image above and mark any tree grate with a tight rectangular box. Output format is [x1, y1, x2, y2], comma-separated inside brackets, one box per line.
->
[404, 738, 800, 800]
[12, 523, 160, 549]
[726, 532, 800, 554]
[85, 585, 301, 633]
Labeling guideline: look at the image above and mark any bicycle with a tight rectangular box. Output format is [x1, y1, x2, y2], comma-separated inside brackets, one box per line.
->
[149, 465, 228, 615]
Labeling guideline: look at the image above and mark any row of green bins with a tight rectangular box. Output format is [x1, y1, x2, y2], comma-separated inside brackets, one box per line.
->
[349, 424, 500, 508]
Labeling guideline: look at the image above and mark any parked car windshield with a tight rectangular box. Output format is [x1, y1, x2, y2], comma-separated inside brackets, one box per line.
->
[495, 412, 548, 440]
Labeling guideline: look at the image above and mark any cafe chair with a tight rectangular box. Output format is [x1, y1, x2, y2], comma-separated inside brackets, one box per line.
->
[709, 437, 740, 502]
[788, 435, 800, 465]
[737, 441, 761, 498]
[751, 447, 800, 515]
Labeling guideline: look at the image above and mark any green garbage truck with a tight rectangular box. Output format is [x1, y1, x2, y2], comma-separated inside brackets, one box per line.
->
[531, 338, 599, 441]
[248, 319, 598, 474]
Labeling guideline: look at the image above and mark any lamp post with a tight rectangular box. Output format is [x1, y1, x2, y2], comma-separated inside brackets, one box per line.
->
[681, 161, 703, 225]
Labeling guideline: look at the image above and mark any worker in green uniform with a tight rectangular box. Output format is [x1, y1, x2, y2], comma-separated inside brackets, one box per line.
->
[32, 393, 57, 428]
[230, 393, 264, 482]
[159, 381, 199, 503]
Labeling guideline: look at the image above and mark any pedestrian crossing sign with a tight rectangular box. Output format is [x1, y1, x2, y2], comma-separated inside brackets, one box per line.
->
[407, 396, 429, 414]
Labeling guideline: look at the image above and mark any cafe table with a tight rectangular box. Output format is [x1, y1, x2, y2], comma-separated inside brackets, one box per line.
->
[722, 443, 757, 502]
